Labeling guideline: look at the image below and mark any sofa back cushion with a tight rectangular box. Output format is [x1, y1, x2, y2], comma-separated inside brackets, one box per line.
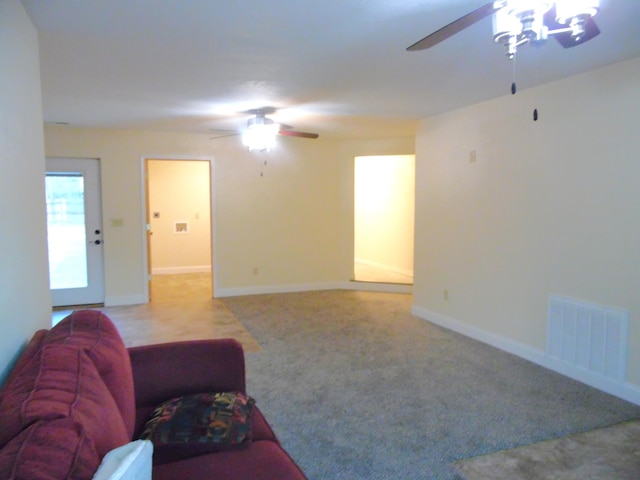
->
[1, 330, 47, 387]
[0, 343, 129, 457]
[43, 310, 136, 437]
[0, 418, 100, 480]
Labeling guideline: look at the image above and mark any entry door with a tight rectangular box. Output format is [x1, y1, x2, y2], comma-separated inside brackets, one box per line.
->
[46, 158, 105, 306]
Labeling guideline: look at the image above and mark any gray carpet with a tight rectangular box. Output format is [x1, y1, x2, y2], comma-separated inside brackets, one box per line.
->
[222, 290, 640, 480]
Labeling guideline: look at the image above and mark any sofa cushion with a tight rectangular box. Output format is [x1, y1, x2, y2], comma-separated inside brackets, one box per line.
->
[0, 330, 47, 389]
[128, 339, 248, 438]
[250, 406, 278, 443]
[140, 392, 255, 465]
[0, 343, 129, 457]
[152, 440, 308, 480]
[44, 310, 136, 437]
[0, 418, 100, 480]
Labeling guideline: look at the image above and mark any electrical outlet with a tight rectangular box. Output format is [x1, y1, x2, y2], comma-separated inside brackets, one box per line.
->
[253, 267, 259, 275]
[469, 150, 477, 163]
[444, 289, 449, 301]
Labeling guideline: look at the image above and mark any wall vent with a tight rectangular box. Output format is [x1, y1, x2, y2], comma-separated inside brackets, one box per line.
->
[547, 295, 628, 383]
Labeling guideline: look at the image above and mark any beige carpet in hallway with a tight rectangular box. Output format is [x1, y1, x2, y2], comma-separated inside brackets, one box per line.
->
[53, 273, 260, 352]
[353, 261, 413, 284]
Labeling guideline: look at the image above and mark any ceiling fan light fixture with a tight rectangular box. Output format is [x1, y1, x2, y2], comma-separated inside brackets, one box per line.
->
[242, 121, 279, 152]
[503, 0, 553, 18]
[491, 0, 599, 57]
[494, 1, 550, 57]
[493, 6, 522, 43]
[555, 0, 599, 25]
[409, 0, 602, 54]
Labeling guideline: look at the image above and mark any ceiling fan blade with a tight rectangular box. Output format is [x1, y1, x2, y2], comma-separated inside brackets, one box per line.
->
[209, 130, 239, 140]
[278, 129, 319, 139]
[243, 106, 277, 116]
[544, 7, 600, 48]
[209, 133, 238, 139]
[407, 2, 498, 51]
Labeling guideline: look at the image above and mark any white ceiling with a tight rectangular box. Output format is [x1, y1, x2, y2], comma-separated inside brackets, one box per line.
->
[21, 0, 640, 139]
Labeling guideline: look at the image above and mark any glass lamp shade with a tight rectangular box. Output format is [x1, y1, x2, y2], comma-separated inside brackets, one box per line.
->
[504, 1, 553, 17]
[493, 5, 523, 42]
[555, 0, 599, 24]
[494, 1, 553, 42]
[242, 123, 279, 151]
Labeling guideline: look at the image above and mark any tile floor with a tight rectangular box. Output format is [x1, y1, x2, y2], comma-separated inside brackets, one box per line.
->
[52, 273, 261, 352]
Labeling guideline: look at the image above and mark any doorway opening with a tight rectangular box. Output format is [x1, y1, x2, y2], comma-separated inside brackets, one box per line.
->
[353, 155, 415, 284]
[145, 158, 214, 301]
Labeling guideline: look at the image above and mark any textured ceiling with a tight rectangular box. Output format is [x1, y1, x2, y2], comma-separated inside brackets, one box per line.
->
[22, 0, 640, 139]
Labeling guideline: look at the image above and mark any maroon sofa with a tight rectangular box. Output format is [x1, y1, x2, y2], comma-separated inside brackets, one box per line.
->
[0, 310, 306, 479]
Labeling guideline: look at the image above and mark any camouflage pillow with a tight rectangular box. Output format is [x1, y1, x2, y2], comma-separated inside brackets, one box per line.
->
[139, 392, 255, 465]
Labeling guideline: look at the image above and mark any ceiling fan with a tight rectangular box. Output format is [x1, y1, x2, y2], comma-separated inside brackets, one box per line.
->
[407, 1, 600, 59]
[211, 107, 319, 152]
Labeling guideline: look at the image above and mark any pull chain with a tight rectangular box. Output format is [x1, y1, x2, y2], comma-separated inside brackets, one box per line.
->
[533, 47, 540, 122]
[260, 157, 268, 177]
[511, 54, 517, 95]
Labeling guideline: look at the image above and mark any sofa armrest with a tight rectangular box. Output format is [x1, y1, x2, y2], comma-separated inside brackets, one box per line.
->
[128, 338, 247, 435]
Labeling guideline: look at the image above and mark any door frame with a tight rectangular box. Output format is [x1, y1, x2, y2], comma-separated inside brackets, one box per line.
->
[46, 157, 105, 306]
[140, 155, 216, 301]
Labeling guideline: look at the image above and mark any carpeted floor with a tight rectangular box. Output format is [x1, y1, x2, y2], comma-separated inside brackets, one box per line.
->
[222, 289, 640, 480]
[57, 275, 640, 479]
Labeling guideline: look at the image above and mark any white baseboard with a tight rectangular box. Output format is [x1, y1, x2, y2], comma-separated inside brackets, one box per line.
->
[215, 282, 346, 298]
[104, 294, 147, 307]
[411, 305, 640, 406]
[216, 281, 414, 298]
[344, 281, 413, 294]
[152, 266, 211, 275]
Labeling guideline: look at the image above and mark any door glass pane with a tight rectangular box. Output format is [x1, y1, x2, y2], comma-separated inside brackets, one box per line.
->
[45, 173, 88, 289]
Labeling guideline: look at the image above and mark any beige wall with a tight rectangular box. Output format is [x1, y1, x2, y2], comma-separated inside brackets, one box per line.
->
[413, 56, 640, 394]
[43, 129, 211, 304]
[43, 125, 413, 301]
[214, 137, 344, 294]
[354, 155, 415, 275]
[148, 160, 211, 274]
[0, 0, 51, 384]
